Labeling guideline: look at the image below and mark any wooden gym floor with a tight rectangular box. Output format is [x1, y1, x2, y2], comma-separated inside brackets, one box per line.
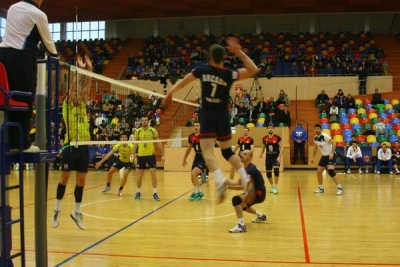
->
[6, 168, 400, 267]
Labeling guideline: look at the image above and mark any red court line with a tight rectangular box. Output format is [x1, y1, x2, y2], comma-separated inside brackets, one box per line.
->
[297, 181, 310, 263]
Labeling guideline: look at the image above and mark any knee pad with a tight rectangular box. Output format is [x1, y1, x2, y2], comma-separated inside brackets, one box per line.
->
[232, 195, 242, 206]
[274, 166, 280, 177]
[221, 148, 235, 161]
[266, 172, 272, 179]
[328, 169, 336, 178]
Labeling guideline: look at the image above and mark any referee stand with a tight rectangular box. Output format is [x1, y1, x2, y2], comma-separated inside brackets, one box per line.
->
[0, 57, 60, 266]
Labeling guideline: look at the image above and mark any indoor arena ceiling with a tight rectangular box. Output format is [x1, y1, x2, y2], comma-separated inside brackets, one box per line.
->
[1, 0, 400, 23]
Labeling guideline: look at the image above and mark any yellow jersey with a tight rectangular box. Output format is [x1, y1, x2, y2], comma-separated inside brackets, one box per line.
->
[62, 99, 90, 144]
[113, 143, 134, 163]
[135, 127, 159, 156]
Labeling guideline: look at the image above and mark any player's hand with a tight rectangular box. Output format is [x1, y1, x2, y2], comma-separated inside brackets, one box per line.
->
[161, 156, 165, 162]
[226, 37, 242, 56]
[76, 54, 86, 68]
[95, 163, 101, 169]
[84, 54, 93, 71]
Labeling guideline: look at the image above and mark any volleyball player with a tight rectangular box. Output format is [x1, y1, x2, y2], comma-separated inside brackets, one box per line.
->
[51, 54, 92, 230]
[182, 122, 206, 201]
[97, 133, 135, 197]
[230, 127, 254, 179]
[163, 37, 259, 203]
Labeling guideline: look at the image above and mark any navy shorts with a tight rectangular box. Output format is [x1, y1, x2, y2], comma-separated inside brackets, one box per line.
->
[199, 109, 231, 141]
[61, 145, 89, 172]
[112, 159, 135, 170]
[265, 154, 279, 170]
[318, 154, 337, 167]
[137, 155, 157, 169]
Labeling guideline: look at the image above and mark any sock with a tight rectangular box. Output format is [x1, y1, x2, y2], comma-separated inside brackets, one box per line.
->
[255, 210, 263, 217]
[153, 188, 157, 194]
[55, 199, 62, 211]
[337, 184, 342, 189]
[194, 185, 199, 193]
[106, 183, 111, 187]
[237, 167, 248, 183]
[119, 186, 123, 190]
[75, 203, 81, 214]
[213, 169, 224, 184]
[238, 218, 244, 225]
[319, 185, 324, 189]
[137, 188, 141, 193]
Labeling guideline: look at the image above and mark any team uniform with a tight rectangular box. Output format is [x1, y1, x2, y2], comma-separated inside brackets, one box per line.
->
[244, 163, 266, 207]
[135, 126, 159, 169]
[111, 143, 135, 170]
[391, 146, 400, 165]
[61, 100, 90, 172]
[237, 136, 254, 153]
[188, 133, 207, 171]
[261, 134, 281, 170]
[313, 132, 336, 167]
[192, 65, 238, 140]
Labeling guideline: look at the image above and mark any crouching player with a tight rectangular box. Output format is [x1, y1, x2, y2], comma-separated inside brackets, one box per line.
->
[227, 150, 267, 233]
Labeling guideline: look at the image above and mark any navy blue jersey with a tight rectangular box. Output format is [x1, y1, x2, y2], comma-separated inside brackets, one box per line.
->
[192, 65, 238, 111]
[188, 133, 202, 154]
[246, 163, 266, 197]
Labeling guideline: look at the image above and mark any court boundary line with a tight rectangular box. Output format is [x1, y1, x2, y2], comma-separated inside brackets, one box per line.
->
[297, 182, 310, 263]
[54, 188, 193, 266]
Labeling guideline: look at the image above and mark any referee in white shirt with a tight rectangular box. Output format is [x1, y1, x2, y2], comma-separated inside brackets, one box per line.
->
[0, 0, 57, 151]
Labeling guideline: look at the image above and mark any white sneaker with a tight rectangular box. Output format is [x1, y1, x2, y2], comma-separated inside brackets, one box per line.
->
[102, 185, 111, 193]
[70, 211, 85, 230]
[314, 187, 324, 193]
[390, 171, 393, 175]
[252, 215, 268, 223]
[216, 178, 227, 204]
[51, 210, 60, 228]
[347, 169, 350, 174]
[396, 169, 400, 174]
[366, 169, 369, 174]
[377, 171, 380, 174]
[12, 164, 19, 171]
[229, 224, 247, 233]
[359, 168, 362, 174]
[336, 187, 343, 195]
[118, 189, 123, 197]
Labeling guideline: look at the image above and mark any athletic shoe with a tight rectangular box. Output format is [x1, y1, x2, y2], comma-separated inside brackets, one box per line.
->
[336, 187, 343, 195]
[347, 169, 350, 174]
[51, 210, 60, 228]
[196, 191, 204, 200]
[229, 224, 247, 233]
[269, 186, 275, 193]
[396, 169, 400, 175]
[366, 169, 369, 174]
[153, 193, 160, 202]
[188, 193, 198, 201]
[26, 164, 30, 171]
[359, 168, 362, 174]
[314, 187, 324, 193]
[13, 164, 19, 171]
[216, 178, 227, 203]
[252, 214, 268, 223]
[273, 186, 279, 194]
[118, 189, 123, 197]
[390, 171, 393, 175]
[70, 211, 85, 230]
[134, 192, 141, 200]
[102, 185, 111, 193]
[23, 145, 40, 153]
[377, 171, 380, 174]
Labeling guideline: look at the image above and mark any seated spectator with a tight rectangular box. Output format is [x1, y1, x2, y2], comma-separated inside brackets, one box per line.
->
[334, 94, 346, 110]
[391, 141, 400, 174]
[275, 104, 291, 126]
[372, 88, 384, 105]
[329, 103, 339, 123]
[109, 89, 121, 105]
[345, 141, 364, 174]
[346, 94, 356, 111]
[347, 135, 358, 146]
[376, 143, 393, 174]
[265, 110, 277, 126]
[246, 105, 257, 124]
[315, 90, 330, 107]
[276, 89, 290, 106]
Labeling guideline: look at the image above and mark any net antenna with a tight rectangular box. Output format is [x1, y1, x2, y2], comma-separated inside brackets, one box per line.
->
[249, 77, 264, 100]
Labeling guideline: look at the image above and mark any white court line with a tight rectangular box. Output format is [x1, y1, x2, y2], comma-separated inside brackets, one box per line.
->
[81, 198, 235, 223]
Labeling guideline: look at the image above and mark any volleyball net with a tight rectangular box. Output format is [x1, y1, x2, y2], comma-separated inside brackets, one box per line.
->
[58, 63, 198, 148]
